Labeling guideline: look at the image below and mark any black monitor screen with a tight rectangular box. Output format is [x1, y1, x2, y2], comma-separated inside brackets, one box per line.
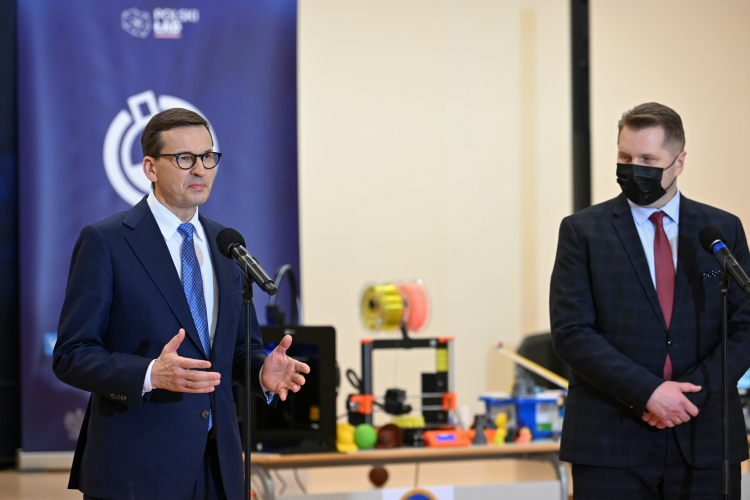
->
[255, 342, 321, 432]
[250, 326, 336, 453]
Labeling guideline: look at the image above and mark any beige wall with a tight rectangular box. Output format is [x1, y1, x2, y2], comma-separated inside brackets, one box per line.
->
[292, 0, 750, 493]
[298, 0, 571, 420]
[591, 0, 750, 223]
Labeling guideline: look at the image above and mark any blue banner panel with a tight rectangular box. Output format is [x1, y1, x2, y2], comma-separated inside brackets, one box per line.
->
[18, 0, 298, 452]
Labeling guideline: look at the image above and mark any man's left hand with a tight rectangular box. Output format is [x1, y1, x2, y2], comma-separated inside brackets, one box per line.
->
[260, 335, 311, 401]
[642, 411, 670, 429]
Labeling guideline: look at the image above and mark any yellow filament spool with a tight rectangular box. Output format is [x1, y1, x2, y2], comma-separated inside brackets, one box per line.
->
[360, 284, 404, 331]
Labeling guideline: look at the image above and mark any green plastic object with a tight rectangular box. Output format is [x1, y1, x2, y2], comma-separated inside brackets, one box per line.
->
[354, 424, 378, 450]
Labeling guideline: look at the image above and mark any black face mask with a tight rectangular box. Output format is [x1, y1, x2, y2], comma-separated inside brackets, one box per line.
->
[616, 154, 679, 206]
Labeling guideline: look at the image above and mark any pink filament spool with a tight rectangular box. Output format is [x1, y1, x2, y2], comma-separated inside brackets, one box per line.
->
[397, 282, 430, 332]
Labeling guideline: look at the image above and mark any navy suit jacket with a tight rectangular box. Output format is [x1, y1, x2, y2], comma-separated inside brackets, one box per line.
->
[53, 197, 268, 500]
[550, 193, 750, 469]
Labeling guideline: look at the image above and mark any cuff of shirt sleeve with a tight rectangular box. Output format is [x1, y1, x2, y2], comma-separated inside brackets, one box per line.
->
[258, 365, 276, 405]
[143, 359, 156, 394]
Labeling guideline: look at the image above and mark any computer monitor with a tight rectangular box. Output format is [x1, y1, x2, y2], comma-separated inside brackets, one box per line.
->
[250, 325, 337, 453]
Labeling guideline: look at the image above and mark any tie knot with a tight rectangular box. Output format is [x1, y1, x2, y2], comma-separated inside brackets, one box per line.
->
[177, 223, 195, 240]
[649, 211, 667, 227]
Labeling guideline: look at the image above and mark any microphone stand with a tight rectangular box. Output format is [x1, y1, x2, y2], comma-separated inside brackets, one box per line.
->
[720, 269, 730, 499]
[243, 277, 254, 500]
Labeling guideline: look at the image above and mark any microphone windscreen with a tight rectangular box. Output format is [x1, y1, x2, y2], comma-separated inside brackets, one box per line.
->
[216, 228, 246, 258]
[699, 225, 726, 254]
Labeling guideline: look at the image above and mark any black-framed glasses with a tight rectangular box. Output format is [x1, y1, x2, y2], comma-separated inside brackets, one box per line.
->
[152, 152, 222, 170]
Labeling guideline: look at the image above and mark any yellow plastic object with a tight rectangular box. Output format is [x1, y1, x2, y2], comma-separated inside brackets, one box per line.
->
[336, 423, 358, 452]
[436, 348, 448, 372]
[360, 285, 404, 331]
[493, 413, 508, 446]
[392, 415, 425, 428]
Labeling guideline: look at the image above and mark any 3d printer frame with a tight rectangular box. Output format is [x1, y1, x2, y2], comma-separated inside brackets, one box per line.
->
[347, 335, 457, 428]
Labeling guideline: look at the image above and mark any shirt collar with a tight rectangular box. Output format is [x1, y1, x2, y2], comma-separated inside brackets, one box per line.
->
[628, 187, 681, 227]
[147, 191, 204, 242]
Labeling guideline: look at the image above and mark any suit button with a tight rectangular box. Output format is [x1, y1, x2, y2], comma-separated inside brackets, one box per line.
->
[121, 395, 127, 401]
[201, 410, 210, 419]
[667, 340, 674, 347]
[110, 393, 116, 399]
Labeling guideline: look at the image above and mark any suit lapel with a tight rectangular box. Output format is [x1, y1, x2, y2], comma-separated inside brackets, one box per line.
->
[673, 196, 699, 313]
[611, 194, 669, 332]
[200, 215, 236, 363]
[122, 198, 205, 359]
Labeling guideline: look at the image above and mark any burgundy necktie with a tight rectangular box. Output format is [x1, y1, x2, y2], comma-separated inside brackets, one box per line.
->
[649, 211, 674, 380]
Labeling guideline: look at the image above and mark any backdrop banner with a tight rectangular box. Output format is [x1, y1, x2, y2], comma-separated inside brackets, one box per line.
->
[18, 0, 299, 452]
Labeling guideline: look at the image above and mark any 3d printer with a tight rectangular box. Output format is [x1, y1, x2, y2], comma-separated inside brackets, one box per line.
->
[346, 282, 456, 445]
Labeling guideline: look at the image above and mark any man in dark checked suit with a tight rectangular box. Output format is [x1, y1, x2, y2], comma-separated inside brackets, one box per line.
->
[53, 108, 309, 500]
[550, 102, 750, 498]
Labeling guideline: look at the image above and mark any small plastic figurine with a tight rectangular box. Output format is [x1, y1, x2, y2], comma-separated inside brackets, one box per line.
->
[336, 423, 358, 452]
[493, 413, 508, 445]
[513, 426, 532, 444]
[472, 415, 488, 445]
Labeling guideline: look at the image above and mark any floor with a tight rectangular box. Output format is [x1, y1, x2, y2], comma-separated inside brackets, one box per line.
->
[0, 458, 565, 499]
[0, 471, 81, 500]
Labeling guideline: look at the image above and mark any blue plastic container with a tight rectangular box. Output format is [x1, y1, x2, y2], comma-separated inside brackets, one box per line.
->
[479, 392, 563, 439]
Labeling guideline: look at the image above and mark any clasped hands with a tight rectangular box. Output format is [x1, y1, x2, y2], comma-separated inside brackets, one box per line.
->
[150, 329, 310, 401]
[641, 381, 701, 429]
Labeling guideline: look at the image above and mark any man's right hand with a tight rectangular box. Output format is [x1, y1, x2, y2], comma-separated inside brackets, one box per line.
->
[643, 381, 701, 428]
[150, 329, 220, 393]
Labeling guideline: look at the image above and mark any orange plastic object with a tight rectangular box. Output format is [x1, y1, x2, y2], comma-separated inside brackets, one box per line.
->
[514, 427, 532, 444]
[423, 429, 471, 447]
[361, 338, 374, 344]
[397, 282, 430, 332]
[441, 392, 457, 411]
[350, 394, 375, 414]
[438, 336, 455, 343]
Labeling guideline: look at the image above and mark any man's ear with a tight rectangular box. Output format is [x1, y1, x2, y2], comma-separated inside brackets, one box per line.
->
[675, 150, 687, 177]
[143, 156, 158, 183]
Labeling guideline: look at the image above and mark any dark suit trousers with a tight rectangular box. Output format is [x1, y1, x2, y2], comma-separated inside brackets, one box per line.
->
[83, 431, 227, 500]
[572, 428, 740, 499]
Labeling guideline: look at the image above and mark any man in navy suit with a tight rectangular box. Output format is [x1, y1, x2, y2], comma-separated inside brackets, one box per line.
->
[53, 108, 309, 500]
[550, 102, 750, 498]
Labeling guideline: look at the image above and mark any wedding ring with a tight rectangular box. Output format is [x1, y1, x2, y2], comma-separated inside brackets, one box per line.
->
[188, 380, 192, 388]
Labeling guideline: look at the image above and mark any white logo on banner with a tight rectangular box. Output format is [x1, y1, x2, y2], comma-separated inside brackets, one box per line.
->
[121, 7, 200, 39]
[103, 90, 219, 206]
[121, 8, 151, 39]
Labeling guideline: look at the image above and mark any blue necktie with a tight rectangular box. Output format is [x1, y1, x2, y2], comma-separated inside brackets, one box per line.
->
[177, 223, 212, 430]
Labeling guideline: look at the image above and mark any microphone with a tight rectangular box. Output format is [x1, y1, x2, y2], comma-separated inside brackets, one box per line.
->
[699, 226, 750, 296]
[216, 228, 277, 296]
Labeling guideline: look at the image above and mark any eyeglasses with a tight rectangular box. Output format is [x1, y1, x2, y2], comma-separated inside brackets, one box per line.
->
[152, 152, 222, 170]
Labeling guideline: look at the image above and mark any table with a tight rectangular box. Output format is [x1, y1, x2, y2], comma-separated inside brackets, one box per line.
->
[249, 441, 566, 500]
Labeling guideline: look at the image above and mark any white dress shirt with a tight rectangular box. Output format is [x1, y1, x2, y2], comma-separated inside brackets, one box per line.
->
[142, 191, 273, 399]
[142, 191, 218, 392]
[628, 188, 681, 290]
